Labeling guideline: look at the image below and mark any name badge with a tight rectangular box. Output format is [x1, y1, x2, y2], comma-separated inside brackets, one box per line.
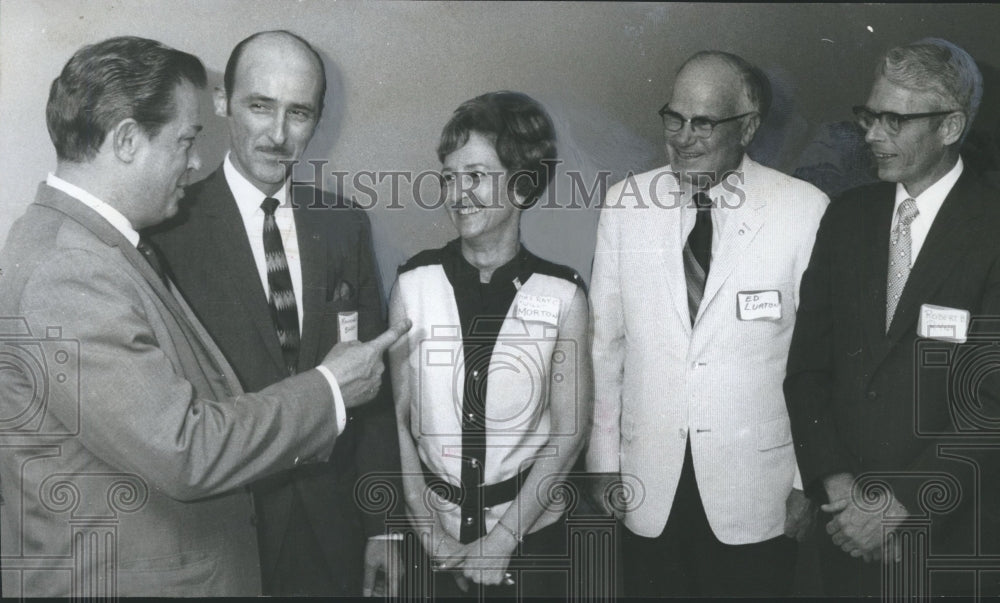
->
[337, 311, 359, 342]
[516, 294, 560, 326]
[737, 290, 782, 321]
[918, 304, 969, 343]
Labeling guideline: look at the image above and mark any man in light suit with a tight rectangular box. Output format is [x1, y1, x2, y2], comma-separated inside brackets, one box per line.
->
[587, 51, 828, 596]
[149, 30, 400, 597]
[785, 38, 1000, 597]
[0, 36, 406, 597]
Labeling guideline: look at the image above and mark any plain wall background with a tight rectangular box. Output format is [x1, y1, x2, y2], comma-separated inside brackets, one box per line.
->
[2, 1, 1000, 294]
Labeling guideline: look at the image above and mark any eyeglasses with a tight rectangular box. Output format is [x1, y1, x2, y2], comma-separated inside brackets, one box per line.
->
[658, 104, 756, 138]
[852, 105, 959, 135]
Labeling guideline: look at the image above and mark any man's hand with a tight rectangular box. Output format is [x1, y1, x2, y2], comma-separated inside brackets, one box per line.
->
[440, 530, 518, 587]
[362, 537, 402, 598]
[590, 472, 624, 519]
[821, 478, 908, 561]
[784, 488, 814, 542]
[320, 319, 411, 408]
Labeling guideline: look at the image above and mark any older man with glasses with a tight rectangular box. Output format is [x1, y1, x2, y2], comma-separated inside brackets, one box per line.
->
[588, 50, 829, 597]
[786, 38, 1000, 597]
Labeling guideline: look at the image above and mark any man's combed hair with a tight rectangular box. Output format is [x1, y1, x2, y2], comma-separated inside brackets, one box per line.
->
[46, 36, 206, 163]
[880, 38, 983, 141]
[437, 91, 557, 208]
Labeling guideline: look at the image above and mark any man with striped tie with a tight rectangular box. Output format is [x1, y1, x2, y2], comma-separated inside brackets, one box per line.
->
[149, 31, 401, 597]
[785, 38, 1000, 597]
[587, 50, 828, 597]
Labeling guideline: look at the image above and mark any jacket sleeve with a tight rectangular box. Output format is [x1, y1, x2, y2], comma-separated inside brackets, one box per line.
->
[15, 248, 339, 502]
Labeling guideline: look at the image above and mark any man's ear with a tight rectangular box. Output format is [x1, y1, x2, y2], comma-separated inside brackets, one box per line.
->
[111, 118, 143, 163]
[213, 86, 229, 117]
[740, 112, 761, 148]
[939, 111, 967, 146]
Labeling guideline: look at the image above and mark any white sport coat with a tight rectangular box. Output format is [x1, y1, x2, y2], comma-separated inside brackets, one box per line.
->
[587, 156, 829, 543]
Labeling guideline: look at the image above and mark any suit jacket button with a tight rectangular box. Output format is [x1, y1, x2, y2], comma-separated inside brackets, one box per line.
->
[293, 456, 301, 466]
[867, 391, 878, 400]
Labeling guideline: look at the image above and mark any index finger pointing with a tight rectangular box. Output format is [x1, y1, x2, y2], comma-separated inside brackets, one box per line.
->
[369, 319, 412, 353]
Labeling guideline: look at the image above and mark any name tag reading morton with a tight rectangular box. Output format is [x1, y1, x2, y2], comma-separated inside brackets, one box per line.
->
[516, 294, 560, 326]
[337, 311, 359, 342]
[918, 304, 969, 343]
[737, 290, 782, 321]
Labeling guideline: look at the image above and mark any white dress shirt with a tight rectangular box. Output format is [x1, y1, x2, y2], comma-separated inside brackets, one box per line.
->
[892, 157, 964, 267]
[222, 154, 346, 435]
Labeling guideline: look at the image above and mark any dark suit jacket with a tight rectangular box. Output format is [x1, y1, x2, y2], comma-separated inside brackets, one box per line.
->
[148, 166, 400, 594]
[785, 168, 1000, 556]
[0, 184, 339, 596]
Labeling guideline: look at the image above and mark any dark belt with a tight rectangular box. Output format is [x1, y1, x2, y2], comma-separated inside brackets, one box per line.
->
[421, 460, 532, 508]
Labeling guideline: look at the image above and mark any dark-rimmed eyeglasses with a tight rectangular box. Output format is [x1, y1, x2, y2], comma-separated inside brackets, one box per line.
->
[852, 105, 959, 135]
[658, 104, 756, 138]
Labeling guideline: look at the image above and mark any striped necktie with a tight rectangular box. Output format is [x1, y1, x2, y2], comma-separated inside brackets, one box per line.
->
[683, 192, 713, 324]
[886, 198, 919, 331]
[261, 197, 300, 375]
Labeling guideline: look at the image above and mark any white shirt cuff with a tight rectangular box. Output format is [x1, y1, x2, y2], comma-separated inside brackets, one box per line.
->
[369, 534, 404, 541]
[315, 365, 347, 436]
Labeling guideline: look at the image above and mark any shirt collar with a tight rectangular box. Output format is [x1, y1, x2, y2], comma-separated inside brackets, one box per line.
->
[444, 238, 537, 288]
[223, 151, 289, 219]
[895, 156, 964, 206]
[46, 173, 140, 246]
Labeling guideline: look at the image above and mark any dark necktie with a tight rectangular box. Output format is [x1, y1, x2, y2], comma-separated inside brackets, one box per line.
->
[261, 197, 300, 375]
[683, 192, 713, 324]
[137, 237, 168, 287]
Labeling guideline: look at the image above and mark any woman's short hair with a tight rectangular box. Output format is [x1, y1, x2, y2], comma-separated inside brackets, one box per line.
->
[437, 91, 557, 208]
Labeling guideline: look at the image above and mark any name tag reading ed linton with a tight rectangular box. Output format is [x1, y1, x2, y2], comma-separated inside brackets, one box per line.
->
[337, 311, 359, 342]
[737, 290, 782, 321]
[516, 294, 560, 326]
[918, 304, 969, 343]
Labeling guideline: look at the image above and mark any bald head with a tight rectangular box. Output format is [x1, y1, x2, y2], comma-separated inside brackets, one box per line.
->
[663, 51, 766, 183]
[223, 30, 326, 117]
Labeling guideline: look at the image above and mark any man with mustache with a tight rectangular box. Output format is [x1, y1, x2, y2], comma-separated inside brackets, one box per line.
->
[785, 38, 1000, 596]
[149, 31, 401, 596]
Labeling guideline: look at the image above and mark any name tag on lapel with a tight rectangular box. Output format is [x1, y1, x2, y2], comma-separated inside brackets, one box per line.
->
[337, 311, 358, 342]
[516, 294, 560, 326]
[918, 304, 969, 343]
[737, 290, 782, 320]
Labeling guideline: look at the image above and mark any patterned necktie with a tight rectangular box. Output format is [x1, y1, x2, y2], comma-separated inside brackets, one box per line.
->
[137, 237, 168, 287]
[261, 197, 300, 375]
[886, 198, 919, 331]
[683, 192, 713, 324]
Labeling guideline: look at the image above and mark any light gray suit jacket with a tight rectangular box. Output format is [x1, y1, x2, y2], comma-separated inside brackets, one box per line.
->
[0, 184, 338, 596]
[587, 157, 828, 543]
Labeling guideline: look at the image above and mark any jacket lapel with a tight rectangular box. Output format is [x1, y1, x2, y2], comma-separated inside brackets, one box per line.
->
[697, 161, 765, 323]
[36, 185, 244, 393]
[655, 173, 693, 336]
[202, 169, 287, 372]
[861, 183, 896, 364]
[885, 172, 982, 346]
[292, 186, 332, 370]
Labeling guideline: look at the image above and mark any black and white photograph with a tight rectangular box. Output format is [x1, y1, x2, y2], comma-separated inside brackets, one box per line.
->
[2, 1, 1000, 599]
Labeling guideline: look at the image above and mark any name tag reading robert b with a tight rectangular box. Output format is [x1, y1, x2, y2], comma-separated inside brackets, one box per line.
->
[737, 290, 782, 321]
[337, 311, 358, 342]
[516, 294, 560, 326]
[918, 304, 969, 343]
